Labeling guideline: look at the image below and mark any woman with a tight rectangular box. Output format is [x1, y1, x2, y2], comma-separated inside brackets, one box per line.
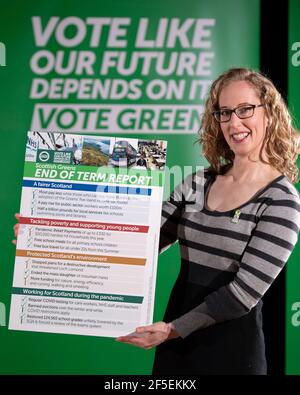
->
[115, 68, 300, 374]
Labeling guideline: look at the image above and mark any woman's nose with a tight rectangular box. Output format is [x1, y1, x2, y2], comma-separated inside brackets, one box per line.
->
[228, 111, 242, 127]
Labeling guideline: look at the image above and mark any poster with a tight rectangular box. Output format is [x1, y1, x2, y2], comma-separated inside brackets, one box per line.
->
[9, 131, 167, 337]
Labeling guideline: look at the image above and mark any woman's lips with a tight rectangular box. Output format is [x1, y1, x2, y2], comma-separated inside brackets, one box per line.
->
[230, 131, 251, 143]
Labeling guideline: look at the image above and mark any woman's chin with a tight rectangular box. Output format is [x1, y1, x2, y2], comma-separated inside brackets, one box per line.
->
[231, 146, 253, 157]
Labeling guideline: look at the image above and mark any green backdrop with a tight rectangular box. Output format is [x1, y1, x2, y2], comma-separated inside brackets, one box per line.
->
[286, 0, 300, 375]
[0, 0, 259, 374]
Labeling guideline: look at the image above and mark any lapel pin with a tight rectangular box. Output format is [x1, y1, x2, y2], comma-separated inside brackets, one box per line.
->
[231, 209, 241, 224]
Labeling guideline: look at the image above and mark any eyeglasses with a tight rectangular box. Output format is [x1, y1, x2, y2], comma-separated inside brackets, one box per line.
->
[212, 104, 264, 123]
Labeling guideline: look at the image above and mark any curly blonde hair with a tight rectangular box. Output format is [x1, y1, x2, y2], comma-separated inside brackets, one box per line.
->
[200, 68, 299, 183]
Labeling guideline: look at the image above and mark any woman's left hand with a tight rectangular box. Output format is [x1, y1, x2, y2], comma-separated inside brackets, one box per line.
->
[116, 321, 179, 350]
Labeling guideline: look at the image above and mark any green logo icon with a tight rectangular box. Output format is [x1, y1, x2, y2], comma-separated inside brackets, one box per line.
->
[38, 150, 50, 162]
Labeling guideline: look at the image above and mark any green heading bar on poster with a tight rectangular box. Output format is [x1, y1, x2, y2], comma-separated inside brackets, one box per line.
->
[24, 162, 164, 186]
[13, 287, 144, 304]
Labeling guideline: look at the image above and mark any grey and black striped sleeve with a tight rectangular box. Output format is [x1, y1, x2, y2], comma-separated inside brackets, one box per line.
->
[172, 193, 300, 338]
[159, 171, 205, 253]
[159, 183, 184, 254]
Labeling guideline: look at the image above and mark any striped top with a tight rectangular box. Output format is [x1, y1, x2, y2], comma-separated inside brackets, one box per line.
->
[159, 169, 300, 338]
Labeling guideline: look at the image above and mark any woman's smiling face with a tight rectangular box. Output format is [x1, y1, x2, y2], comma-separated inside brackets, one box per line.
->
[218, 80, 269, 159]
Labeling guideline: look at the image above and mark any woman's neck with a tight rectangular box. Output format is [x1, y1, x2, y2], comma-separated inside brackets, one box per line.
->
[224, 156, 279, 184]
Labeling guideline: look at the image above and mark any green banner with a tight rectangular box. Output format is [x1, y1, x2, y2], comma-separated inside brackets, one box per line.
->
[0, 0, 259, 375]
[286, 0, 300, 375]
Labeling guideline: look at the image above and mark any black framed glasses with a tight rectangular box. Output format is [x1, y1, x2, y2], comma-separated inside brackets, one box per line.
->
[212, 104, 264, 123]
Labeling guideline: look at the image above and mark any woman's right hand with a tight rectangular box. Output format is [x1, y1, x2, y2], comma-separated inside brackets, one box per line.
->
[12, 213, 21, 245]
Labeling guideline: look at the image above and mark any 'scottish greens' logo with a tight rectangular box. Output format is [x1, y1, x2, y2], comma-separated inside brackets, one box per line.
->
[36, 149, 73, 164]
[0, 302, 6, 326]
[38, 150, 50, 162]
[0, 42, 6, 66]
